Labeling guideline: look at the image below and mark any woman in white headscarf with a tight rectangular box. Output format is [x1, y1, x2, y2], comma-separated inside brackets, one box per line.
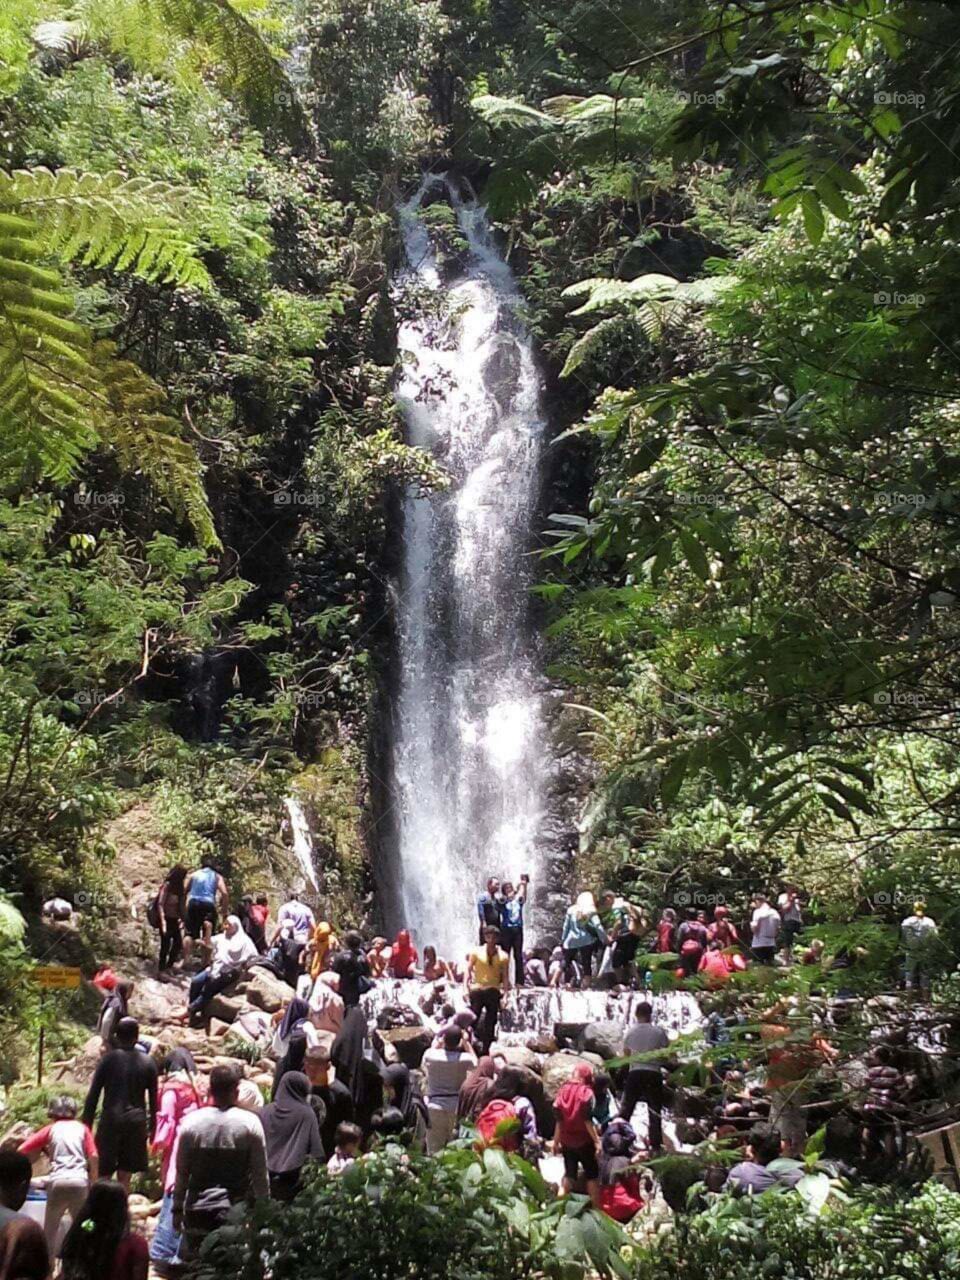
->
[187, 915, 258, 1020]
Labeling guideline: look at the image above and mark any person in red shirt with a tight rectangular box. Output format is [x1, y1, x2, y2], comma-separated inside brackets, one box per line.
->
[655, 908, 677, 953]
[552, 1063, 601, 1207]
[698, 942, 734, 988]
[59, 1181, 148, 1280]
[598, 1120, 645, 1222]
[18, 1096, 98, 1252]
[708, 905, 739, 948]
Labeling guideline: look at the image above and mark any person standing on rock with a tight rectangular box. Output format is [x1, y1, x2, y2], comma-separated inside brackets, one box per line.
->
[465, 926, 510, 1054]
[553, 1063, 601, 1208]
[82, 1018, 158, 1191]
[750, 894, 782, 965]
[58, 1180, 148, 1280]
[274, 892, 316, 946]
[261, 1071, 324, 1201]
[18, 1096, 98, 1254]
[330, 931, 371, 1008]
[619, 1003, 671, 1153]
[561, 894, 608, 986]
[423, 1026, 477, 1153]
[155, 865, 187, 972]
[476, 877, 503, 945]
[173, 1064, 268, 1263]
[183, 858, 228, 957]
[499, 877, 529, 986]
[96, 980, 133, 1052]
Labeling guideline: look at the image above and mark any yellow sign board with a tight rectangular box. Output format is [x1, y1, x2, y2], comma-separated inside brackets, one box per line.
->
[32, 965, 82, 990]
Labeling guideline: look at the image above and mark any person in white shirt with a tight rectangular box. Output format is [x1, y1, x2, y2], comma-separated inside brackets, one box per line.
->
[901, 901, 938, 992]
[326, 1121, 362, 1173]
[273, 894, 316, 945]
[422, 1026, 477, 1153]
[750, 895, 781, 965]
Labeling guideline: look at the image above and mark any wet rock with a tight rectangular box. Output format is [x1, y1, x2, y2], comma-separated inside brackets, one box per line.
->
[526, 1036, 558, 1055]
[376, 1003, 425, 1031]
[205, 993, 243, 1024]
[233, 968, 294, 1014]
[208, 1018, 233, 1039]
[555, 1022, 588, 1050]
[542, 1052, 601, 1100]
[373, 1026, 432, 1069]
[490, 1044, 542, 1074]
[578, 1022, 625, 1061]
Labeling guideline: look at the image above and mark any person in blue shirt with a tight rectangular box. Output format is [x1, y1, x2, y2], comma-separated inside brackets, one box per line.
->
[183, 859, 228, 958]
[499, 877, 530, 984]
[476, 877, 502, 945]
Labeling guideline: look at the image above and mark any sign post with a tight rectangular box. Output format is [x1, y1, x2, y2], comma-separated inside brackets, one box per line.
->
[30, 966, 82, 1084]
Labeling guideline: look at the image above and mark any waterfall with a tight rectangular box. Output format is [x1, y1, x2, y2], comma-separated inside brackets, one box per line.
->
[283, 796, 318, 892]
[385, 176, 549, 962]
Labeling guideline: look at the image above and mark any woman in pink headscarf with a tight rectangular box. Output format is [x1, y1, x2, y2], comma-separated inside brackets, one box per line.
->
[388, 930, 418, 979]
[552, 1063, 601, 1207]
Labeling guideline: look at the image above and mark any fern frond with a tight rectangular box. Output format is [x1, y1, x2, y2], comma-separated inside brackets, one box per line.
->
[561, 315, 632, 377]
[148, 0, 309, 144]
[473, 94, 559, 132]
[0, 168, 211, 289]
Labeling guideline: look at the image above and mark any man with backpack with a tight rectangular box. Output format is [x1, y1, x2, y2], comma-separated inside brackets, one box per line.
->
[183, 858, 228, 954]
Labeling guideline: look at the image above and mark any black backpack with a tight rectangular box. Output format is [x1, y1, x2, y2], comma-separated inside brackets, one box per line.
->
[146, 892, 161, 930]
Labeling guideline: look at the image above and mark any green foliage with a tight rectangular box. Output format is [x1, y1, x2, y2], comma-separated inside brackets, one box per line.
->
[195, 1145, 630, 1280]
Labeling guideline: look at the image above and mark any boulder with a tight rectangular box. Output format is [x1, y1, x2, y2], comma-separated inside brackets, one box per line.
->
[542, 1052, 602, 1101]
[489, 1044, 542, 1074]
[555, 1022, 588, 1050]
[0, 1121, 32, 1152]
[129, 978, 185, 1027]
[208, 1018, 233, 1039]
[526, 1036, 558, 1055]
[373, 1026, 432, 1070]
[376, 1003, 424, 1031]
[578, 1022, 625, 1061]
[233, 968, 294, 1014]
[205, 993, 243, 1025]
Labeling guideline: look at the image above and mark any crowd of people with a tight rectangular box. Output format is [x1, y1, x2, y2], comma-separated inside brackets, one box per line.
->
[0, 862, 942, 1278]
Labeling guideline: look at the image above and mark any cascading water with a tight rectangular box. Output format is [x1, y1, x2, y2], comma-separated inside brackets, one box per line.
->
[385, 176, 549, 961]
[283, 796, 318, 892]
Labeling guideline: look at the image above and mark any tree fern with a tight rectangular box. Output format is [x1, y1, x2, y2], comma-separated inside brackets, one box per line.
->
[0, 169, 219, 544]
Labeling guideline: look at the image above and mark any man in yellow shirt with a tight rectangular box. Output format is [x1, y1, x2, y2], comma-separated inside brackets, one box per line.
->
[465, 927, 510, 1054]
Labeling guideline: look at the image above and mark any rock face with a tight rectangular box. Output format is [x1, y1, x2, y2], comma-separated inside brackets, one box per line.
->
[578, 1022, 625, 1061]
[541, 1052, 602, 1100]
[373, 1025, 432, 1069]
[205, 992, 244, 1024]
[233, 968, 294, 1013]
[489, 1044, 543, 1074]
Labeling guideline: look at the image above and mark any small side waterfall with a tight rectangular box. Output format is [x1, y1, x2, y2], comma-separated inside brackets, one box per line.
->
[385, 175, 550, 961]
[283, 796, 318, 892]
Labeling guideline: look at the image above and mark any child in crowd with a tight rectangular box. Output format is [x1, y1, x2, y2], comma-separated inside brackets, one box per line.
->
[327, 1121, 362, 1173]
[19, 1096, 98, 1252]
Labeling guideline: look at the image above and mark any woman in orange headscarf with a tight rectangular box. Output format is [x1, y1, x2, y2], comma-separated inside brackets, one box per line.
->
[388, 930, 418, 979]
[308, 921, 338, 980]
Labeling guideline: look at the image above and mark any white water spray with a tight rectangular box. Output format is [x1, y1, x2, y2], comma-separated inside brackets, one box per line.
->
[283, 796, 318, 892]
[386, 176, 549, 961]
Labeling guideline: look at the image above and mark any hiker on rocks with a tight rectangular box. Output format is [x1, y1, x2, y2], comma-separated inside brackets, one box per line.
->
[619, 1002, 671, 1153]
[173, 1064, 268, 1261]
[247, 893, 271, 952]
[271, 998, 316, 1097]
[420, 944, 454, 983]
[261, 1071, 324, 1201]
[707, 904, 739, 948]
[330, 931, 371, 1008]
[523, 947, 549, 987]
[488, 1066, 540, 1159]
[82, 1018, 158, 1191]
[750, 894, 781, 965]
[598, 1122, 645, 1223]
[306, 920, 337, 979]
[59, 1180, 148, 1280]
[186, 914, 258, 1023]
[18, 1095, 98, 1253]
[327, 1121, 362, 1173]
[699, 940, 736, 987]
[560, 893, 608, 985]
[149, 1050, 203, 1276]
[499, 876, 529, 986]
[725, 1124, 799, 1194]
[553, 1063, 601, 1208]
[272, 892, 316, 946]
[600, 890, 643, 984]
[0, 1152, 49, 1280]
[466, 926, 510, 1054]
[383, 1064, 429, 1152]
[423, 1026, 477, 1153]
[901, 900, 939, 993]
[387, 929, 418, 979]
[655, 907, 677, 953]
[476, 877, 502, 944]
[676, 909, 708, 977]
[155, 865, 187, 972]
[183, 858, 228, 955]
[366, 937, 391, 978]
[97, 980, 132, 1051]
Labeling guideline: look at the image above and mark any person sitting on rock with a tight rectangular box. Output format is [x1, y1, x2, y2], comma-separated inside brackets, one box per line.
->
[387, 930, 418, 979]
[186, 916, 258, 1024]
[366, 937, 391, 979]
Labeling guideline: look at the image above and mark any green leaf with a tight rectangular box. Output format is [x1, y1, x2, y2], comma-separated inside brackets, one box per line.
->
[801, 190, 825, 244]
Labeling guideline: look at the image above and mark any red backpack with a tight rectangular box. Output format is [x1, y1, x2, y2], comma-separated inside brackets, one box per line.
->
[475, 1099, 521, 1152]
